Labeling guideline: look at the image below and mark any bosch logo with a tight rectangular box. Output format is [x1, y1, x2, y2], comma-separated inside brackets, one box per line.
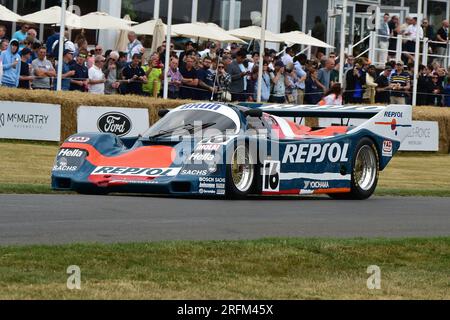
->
[97, 112, 132, 137]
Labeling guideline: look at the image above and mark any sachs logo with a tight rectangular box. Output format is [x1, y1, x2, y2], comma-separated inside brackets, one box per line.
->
[97, 112, 132, 137]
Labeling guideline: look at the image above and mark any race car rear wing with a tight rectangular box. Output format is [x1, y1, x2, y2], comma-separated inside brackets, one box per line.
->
[238, 103, 413, 143]
[243, 103, 386, 119]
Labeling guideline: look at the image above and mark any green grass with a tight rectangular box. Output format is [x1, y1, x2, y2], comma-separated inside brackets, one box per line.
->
[0, 238, 449, 299]
[0, 141, 449, 196]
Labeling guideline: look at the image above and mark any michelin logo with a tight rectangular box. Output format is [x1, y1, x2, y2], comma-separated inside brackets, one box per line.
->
[282, 143, 349, 163]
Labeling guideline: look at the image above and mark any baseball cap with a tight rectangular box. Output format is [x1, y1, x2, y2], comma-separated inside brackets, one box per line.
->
[20, 47, 32, 56]
[396, 60, 404, 66]
[63, 49, 74, 56]
[275, 60, 284, 68]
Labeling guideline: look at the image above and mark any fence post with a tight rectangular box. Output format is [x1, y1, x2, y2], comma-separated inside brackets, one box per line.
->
[422, 38, 428, 66]
[307, 30, 312, 60]
[396, 34, 403, 62]
[348, 44, 353, 57]
[369, 31, 376, 64]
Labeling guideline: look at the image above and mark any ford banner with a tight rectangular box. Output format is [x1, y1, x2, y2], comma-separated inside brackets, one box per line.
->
[77, 106, 150, 138]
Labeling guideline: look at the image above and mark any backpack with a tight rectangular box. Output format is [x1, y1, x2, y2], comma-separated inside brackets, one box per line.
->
[51, 39, 69, 58]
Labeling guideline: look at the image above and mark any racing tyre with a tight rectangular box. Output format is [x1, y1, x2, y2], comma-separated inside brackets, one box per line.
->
[329, 138, 379, 200]
[225, 144, 259, 199]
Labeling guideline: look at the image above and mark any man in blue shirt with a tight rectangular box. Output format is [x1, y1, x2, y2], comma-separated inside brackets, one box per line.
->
[70, 49, 89, 92]
[46, 27, 60, 57]
[13, 23, 29, 51]
[54, 49, 75, 91]
[197, 56, 216, 101]
[293, 56, 307, 104]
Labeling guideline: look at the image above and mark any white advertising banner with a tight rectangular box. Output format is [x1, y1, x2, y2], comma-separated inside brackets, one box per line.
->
[399, 121, 439, 151]
[0, 101, 61, 141]
[77, 106, 150, 137]
[319, 118, 439, 152]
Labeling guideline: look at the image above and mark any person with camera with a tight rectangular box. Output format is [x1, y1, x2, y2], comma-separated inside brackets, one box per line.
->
[344, 59, 366, 103]
[121, 53, 148, 96]
[269, 60, 290, 103]
[304, 67, 326, 104]
[216, 61, 232, 101]
[226, 49, 249, 102]
[284, 62, 299, 104]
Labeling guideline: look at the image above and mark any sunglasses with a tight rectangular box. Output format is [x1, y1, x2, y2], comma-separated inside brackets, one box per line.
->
[218, 66, 224, 69]
[95, 48, 102, 51]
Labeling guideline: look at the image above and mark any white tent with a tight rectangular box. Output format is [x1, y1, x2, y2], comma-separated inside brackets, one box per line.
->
[131, 19, 178, 36]
[151, 19, 165, 55]
[172, 22, 245, 43]
[0, 4, 22, 22]
[20, 6, 81, 28]
[79, 12, 136, 30]
[277, 31, 334, 48]
[115, 15, 132, 52]
[228, 25, 283, 42]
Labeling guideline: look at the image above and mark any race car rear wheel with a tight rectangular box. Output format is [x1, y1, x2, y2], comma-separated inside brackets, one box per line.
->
[226, 144, 257, 199]
[329, 138, 379, 200]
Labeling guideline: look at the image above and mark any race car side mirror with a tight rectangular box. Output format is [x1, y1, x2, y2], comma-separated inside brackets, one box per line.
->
[244, 109, 263, 118]
[158, 109, 170, 118]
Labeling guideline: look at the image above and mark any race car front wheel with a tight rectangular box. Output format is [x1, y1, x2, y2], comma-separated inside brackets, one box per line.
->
[329, 138, 379, 200]
[225, 144, 258, 199]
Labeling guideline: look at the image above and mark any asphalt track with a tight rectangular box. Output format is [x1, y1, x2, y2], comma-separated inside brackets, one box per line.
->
[0, 194, 449, 245]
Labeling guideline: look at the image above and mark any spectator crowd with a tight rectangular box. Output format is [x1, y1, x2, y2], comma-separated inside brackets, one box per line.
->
[1, 18, 450, 107]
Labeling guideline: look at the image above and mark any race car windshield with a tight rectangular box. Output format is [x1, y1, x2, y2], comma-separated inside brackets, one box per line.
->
[144, 110, 238, 139]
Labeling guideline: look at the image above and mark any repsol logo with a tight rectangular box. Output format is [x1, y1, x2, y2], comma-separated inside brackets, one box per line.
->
[384, 111, 403, 118]
[282, 143, 349, 163]
[91, 166, 180, 177]
[97, 112, 132, 136]
[58, 148, 84, 158]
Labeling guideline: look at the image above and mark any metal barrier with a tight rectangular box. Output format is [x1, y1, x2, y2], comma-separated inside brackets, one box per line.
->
[348, 32, 450, 68]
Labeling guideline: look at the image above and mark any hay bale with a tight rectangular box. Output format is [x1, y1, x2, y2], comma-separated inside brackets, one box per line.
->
[1, 88, 449, 153]
[0, 88, 188, 142]
[413, 107, 450, 153]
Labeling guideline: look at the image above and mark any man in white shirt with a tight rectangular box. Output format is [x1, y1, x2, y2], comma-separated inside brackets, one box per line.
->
[88, 55, 106, 94]
[377, 13, 391, 67]
[281, 47, 294, 66]
[404, 17, 423, 55]
[127, 32, 144, 62]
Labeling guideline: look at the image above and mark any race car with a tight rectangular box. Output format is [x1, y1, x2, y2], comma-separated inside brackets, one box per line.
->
[51, 102, 412, 199]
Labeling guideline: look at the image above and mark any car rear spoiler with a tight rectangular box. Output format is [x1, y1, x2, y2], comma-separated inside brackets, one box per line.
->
[238, 103, 385, 119]
[238, 103, 413, 143]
